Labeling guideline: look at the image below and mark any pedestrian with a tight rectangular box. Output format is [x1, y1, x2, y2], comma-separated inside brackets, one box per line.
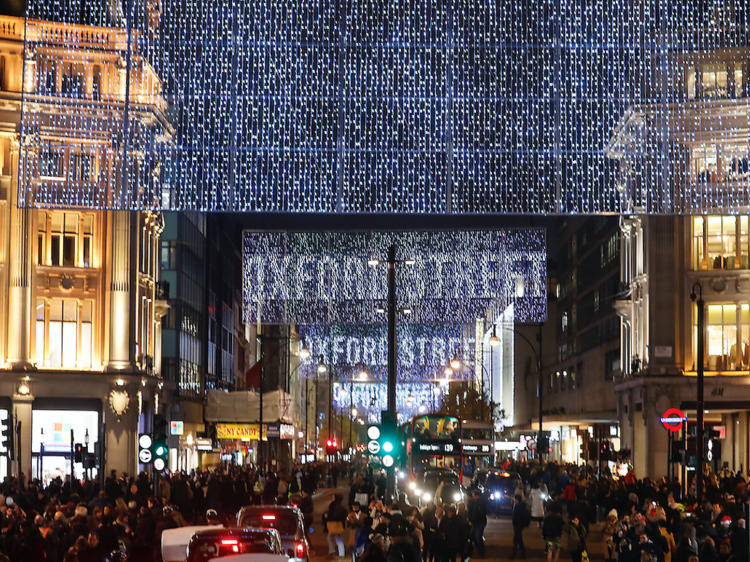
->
[348, 502, 366, 554]
[468, 490, 487, 558]
[566, 516, 587, 562]
[529, 483, 546, 527]
[601, 510, 618, 561]
[438, 505, 464, 562]
[542, 508, 565, 562]
[360, 534, 387, 562]
[325, 493, 348, 558]
[511, 494, 531, 560]
[355, 517, 376, 562]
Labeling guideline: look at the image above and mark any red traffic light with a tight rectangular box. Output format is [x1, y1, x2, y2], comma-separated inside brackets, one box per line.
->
[326, 439, 332, 447]
[332, 440, 337, 448]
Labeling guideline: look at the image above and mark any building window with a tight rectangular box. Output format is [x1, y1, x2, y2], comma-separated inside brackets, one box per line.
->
[38, 212, 93, 268]
[39, 149, 63, 179]
[701, 64, 729, 98]
[48, 300, 77, 368]
[61, 62, 85, 97]
[702, 303, 746, 371]
[35, 299, 44, 366]
[37, 299, 93, 368]
[686, 67, 697, 99]
[735, 62, 745, 98]
[70, 153, 93, 182]
[692, 215, 749, 271]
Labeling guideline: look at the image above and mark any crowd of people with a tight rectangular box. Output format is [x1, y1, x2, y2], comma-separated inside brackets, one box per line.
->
[339, 460, 750, 562]
[0, 457, 745, 562]
[0, 460, 342, 562]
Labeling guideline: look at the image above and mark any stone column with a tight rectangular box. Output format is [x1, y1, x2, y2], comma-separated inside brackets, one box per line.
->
[7, 138, 32, 368]
[13, 397, 33, 479]
[107, 211, 132, 370]
[103, 389, 137, 477]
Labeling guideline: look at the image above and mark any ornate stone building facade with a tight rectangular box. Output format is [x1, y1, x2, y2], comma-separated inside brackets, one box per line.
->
[0, 13, 172, 480]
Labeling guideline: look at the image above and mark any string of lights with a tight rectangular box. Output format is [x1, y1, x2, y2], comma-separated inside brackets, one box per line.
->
[300, 323, 480, 423]
[243, 230, 547, 324]
[20, 1, 750, 213]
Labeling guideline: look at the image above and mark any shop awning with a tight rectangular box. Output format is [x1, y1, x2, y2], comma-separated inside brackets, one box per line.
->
[204, 390, 293, 424]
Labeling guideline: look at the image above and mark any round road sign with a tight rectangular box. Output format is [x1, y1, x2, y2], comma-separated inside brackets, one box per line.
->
[367, 441, 381, 454]
[139, 449, 152, 464]
[660, 408, 687, 432]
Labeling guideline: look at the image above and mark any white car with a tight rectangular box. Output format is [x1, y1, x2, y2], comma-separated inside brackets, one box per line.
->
[162, 526, 224, 562]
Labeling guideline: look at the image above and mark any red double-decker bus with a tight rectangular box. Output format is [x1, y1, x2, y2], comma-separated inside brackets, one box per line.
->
[404, 413, 463, 479]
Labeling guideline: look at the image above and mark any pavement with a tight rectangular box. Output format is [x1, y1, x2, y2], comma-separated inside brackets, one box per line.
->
[308, 488, 608, 562]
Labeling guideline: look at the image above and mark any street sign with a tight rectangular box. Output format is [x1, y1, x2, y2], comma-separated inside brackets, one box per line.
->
[660, 408, 687, 432]
[367, 441, 381, 454]
[139, 449, 152, 463]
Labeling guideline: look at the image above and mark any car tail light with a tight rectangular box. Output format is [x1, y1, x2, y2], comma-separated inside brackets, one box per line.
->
[221, 539, 238, 545]
[295, 541, 307, 558]
[262, 515, 276, 520]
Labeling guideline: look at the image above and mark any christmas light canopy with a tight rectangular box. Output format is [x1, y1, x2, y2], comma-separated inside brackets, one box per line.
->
[17, 0, 750, 214]
[243, 230, 547, 324]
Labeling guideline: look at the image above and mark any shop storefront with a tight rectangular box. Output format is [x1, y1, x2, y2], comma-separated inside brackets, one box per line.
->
[215, 422, 295, 470]
[32, 408, 100, 483]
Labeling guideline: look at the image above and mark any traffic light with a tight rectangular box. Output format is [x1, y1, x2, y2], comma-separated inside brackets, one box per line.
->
[152, 414, 168, 472]
[367, 413, 401, 468]
[600, 440, 611, 462]
[325, 438, 338, 455]
[74, 443, 84, 463]
[0, 414, 12, 459]
[138, 433, 153, 465]
[670, 440, 685, 464]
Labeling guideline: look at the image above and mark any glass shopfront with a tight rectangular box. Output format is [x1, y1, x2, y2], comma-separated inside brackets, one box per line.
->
[32, 409, 99, 483]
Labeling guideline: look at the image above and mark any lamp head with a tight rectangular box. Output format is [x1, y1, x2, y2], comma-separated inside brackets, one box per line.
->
[299, 347, 310, 359]
[450, 357, 461, 370]
[489, 335, 500, 347]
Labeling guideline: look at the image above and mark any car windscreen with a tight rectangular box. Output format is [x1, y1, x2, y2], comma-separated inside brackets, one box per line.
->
[486, 476, 517, 490]
[189, 537, 274, 562]
[239, 513, 299, 535]
[423, 474, 459, 489]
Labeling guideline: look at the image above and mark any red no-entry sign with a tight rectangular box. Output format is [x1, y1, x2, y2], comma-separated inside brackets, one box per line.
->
[660, 408, 687, 432]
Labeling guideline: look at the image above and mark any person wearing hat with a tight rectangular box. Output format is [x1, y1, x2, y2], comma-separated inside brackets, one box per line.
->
[360, 534, 387, 562]
[601, 510, 618, 562]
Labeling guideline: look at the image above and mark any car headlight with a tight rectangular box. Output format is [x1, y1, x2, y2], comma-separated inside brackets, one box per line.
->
[415, 489, 422, 496]
[453, 493, 462, 502]
[409, 482, 416, 490]
[490, 493, 495, 500]
[423, 493, 432, 502]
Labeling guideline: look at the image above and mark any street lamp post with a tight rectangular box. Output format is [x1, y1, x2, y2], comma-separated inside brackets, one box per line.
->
[368, 245, 414, 501]
[691, 283, 705, 505]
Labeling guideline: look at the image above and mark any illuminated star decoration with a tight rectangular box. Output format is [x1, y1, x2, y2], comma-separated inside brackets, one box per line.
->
[21, 1, 749, 214]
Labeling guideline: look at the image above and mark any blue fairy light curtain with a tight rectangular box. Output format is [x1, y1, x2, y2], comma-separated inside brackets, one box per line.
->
[300, 323, 482, 423]
[20, 0, 750, 213]
[242, 230, 547, 325]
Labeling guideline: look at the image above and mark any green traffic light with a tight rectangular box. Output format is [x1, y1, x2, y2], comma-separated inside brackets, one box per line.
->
[383, 441, 393, 453]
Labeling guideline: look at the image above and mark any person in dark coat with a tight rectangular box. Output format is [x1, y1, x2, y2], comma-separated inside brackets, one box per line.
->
[511, 494, 531, 560]
[439, 505, 465, 562]
[468, 489, 488, 558]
